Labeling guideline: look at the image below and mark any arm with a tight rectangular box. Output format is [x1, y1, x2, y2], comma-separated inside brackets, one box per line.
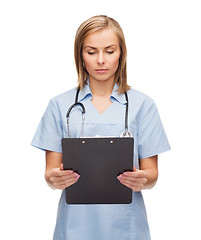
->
[140, 155, 158, 189]
[117, 155, 158, 192]
[45, 150, 80, 190]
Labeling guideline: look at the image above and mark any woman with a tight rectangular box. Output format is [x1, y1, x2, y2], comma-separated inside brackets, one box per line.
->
[32, 15, 170, 240]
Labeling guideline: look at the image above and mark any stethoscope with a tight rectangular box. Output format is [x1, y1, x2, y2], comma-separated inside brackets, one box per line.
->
[66, 87, 132, 138]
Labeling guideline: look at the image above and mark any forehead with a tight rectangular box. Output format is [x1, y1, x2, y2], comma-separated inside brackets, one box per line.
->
[83, 28, 119, 48]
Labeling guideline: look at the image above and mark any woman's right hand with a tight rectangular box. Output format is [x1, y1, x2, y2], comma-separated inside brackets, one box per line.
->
[46, 164, 80, 190]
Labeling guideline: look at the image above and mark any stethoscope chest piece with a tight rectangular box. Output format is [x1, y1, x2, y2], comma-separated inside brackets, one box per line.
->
[120, 131, 132, 138]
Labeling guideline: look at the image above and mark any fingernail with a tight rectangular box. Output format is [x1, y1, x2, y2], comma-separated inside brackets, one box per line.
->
[123, 172, 128, 176]
[75, 175, 80, 180]
[117, 175, 123, 180]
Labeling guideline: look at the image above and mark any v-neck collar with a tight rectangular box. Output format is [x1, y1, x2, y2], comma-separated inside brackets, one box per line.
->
[77, 78, 127, 105]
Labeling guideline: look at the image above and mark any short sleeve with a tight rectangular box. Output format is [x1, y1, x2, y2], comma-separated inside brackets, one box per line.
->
[137, 98, 171, 159]
[31, 98, 63, 153]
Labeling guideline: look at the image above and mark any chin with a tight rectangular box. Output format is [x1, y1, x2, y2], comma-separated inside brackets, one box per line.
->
[90, 73, 115, 82]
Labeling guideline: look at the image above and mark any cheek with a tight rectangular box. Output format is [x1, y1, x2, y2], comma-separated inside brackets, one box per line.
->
[111, 55, 120, 70]
[84, 60, 92, 69]
[83, 55, 93, 71]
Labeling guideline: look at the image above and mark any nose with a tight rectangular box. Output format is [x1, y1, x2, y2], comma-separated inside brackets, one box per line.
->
[97, 52, 105, 65]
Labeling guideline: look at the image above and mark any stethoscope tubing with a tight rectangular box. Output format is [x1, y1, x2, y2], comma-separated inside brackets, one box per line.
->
[66, 86, 131, 138]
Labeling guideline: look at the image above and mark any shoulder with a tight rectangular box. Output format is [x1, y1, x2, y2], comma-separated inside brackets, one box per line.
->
[43, 87, 77, 116]
[128, 89, 163, 132]
[50, 87, 77, 104]
[127, 88, 156, 110]
[46, 87, 78, 111]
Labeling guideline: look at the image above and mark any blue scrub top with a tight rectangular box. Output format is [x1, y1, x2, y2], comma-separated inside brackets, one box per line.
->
[31, 79, 170, 240]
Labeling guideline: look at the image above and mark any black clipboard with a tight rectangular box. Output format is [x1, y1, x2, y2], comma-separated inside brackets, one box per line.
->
[62, 137, 134, 204]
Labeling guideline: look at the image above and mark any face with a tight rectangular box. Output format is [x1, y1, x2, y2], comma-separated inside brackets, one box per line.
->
[82, 28, 121, 84]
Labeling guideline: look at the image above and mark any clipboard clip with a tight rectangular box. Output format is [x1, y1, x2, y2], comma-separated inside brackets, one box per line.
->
[120, 131, 132, 138]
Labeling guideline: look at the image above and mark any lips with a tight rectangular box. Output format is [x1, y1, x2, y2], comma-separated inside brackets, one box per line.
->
[96, 69, 108, 73]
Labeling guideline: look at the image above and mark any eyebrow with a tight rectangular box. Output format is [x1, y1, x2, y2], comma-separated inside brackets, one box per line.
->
[84, 44, 118, 50]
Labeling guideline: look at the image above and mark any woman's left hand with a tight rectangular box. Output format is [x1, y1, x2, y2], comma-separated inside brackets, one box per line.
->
[117, 166, 148, 192]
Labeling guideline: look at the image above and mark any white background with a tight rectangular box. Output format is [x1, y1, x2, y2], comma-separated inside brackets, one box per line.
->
[0, 0, 201, 239]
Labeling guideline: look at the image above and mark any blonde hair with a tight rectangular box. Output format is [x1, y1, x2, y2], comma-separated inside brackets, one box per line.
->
[74, 15, 131, 94]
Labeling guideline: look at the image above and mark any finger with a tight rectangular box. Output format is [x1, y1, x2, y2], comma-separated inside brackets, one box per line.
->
[56, 184, 67, 190]
[120, 178, 144, 188]
[53, 178, 78, 188]
[123, 170, 147, 179]
[118, 179, 142, 192]
[50, 172, 80, 182]
[50, 168, 73, 177]
[59, 164, 73, 173]
[121, 166, 138, 177]
[60, 163, 64, 171]
[54, 176, 80, 189]
[53, 178, 77, 189]
[117, 174, 144, 187]
[120, 174, 147, 184]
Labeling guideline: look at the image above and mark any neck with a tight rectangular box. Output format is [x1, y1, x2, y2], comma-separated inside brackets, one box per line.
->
[88, 77, 115, 97]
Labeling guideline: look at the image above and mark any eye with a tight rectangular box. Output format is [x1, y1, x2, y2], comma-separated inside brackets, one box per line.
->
[88, 52, 96, 55]
[107, 51, 114, 54]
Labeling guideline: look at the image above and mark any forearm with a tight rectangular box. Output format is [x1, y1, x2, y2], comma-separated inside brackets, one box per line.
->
[45, 169, 57, 190]
[45, 150, 62, 189]
[142, 168, 158, 190]
[140, 155, 158, 190]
